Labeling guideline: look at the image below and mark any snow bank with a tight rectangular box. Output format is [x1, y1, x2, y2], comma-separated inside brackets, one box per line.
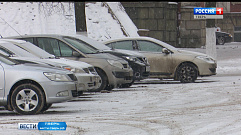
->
[0, 2, 76, 37]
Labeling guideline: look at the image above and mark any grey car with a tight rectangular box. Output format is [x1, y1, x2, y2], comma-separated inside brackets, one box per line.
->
[0, 39, 101, 92]
[6, 35, 133, 91]
[73, 35, 150, 87]
[0, 54, 78, 115]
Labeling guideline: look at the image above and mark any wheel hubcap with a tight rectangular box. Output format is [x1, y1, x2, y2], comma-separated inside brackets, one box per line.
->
[16, 89, 38, 111]
[180, 66, 196, 82]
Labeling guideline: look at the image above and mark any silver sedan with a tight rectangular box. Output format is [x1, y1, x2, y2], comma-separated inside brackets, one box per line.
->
[0, 54, 78, 115]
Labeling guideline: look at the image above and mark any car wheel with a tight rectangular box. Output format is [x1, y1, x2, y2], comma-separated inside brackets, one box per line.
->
[120, 80, 135, 88]
[10, 83, 45, 115]
[40, 103, 52, 112]
[92, 68, 108, 92]
[176, 63, 198, 83]
[217, 36, 225, 45]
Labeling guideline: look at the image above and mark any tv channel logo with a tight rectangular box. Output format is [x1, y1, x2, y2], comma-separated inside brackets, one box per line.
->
[18, 123, 38, 130]
[194, 8, 223, 15]
[194, 7, 223, 19]
[18, 122, 67, 130]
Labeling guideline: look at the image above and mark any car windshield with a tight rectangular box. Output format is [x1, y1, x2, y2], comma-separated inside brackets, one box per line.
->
[0, 54, 19, 65]
[0, 43, 39, 58]
[17, 42, 56, 59]
[62, 37, 99, 54]
[74, 35, 112, 51]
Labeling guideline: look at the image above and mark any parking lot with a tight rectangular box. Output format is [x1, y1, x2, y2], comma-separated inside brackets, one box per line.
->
[1, 42, 241, 135]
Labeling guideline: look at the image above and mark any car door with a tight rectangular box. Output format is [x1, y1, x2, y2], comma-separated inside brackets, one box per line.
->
[36, 37, 86, 60]
[106, 40, 135, 50]
[135, 40, 173, 77]
[0, 63, 4, 97]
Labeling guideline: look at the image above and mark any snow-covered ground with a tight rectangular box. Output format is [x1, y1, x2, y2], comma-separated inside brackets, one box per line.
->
[1, 42, 241, 134]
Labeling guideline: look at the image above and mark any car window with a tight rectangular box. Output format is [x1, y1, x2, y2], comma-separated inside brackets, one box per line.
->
[59, 41, 73, 57]
[0, 54, 18, 65]
[20, 38, 34, 44]
[110, 41, 133, 50]
[63, 37, 98, 54]
[36, 38, 61, 57]
[137, 40, 163, 52]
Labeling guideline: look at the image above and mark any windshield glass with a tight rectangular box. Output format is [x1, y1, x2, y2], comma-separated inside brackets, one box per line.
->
[17, 42, 55, 59]
[0, 43, 39, 58]
[0, 54, 19, 65]
[74, 35, 111, 51]
[63, 37, 99, 54]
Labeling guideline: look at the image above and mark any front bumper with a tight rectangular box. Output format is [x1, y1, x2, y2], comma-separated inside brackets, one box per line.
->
[75, 73, 101, 91]
[194, 59, 217, 76]
[106, 67, 133, 88]
[40, 81, 78, 104]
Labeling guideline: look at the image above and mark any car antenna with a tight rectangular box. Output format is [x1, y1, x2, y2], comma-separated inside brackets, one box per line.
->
[0, 16, 23, 37]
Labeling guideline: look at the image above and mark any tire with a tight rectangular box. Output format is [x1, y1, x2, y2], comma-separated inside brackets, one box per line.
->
[176, 63, 198, 83]
[91, 68, 108, 92]
[217, 36, 225, 45]
[120, 80, 135, 88]
[10, 83, 45, 115]
[40, 103, 52, 112]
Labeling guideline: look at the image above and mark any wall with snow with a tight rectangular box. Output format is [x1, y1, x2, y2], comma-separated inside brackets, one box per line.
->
[0, 2, 76, 37]
[85, 2, 139, 42]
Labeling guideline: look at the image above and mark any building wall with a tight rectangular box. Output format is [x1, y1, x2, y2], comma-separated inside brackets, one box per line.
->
[122, 2, 178, 47]
[178, 7, 206, 48]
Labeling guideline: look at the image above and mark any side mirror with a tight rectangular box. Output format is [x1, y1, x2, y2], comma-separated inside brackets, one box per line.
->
[73, 51, 81, 57]
[162, 48, 170, 54]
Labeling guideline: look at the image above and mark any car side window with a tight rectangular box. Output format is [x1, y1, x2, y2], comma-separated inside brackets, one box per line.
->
[59, 41, 73, 57]
[36, 38, 61, 57]
[137, 40, 163, 52]
[111, 41, 133, 50]
[20, 38, 34, 44]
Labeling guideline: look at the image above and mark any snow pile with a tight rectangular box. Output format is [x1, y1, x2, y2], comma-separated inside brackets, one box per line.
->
[0, 2, 76, 37]
[85, 2, 139, 41]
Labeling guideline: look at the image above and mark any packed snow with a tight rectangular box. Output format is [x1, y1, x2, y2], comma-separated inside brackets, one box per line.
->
[1, 2, 241, 135]
[1, 42, 241, 135]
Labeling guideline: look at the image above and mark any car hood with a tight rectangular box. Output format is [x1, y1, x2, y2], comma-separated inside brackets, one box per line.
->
[177, 49, 209, 57]
[10, 62, 70, 74]
[86, 53, 125, 61]
[103, 49, 145, 57]
[46, 58, 93, 69]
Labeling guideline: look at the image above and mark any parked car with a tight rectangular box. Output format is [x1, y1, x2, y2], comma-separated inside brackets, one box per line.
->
[0, 53, 78, 115]
[103, 37, 217, 83]
[72, 35, 150, 87]
[215, 27, 232, 45]
[5, 35, 133, 91]
[0, 39, 101, 92]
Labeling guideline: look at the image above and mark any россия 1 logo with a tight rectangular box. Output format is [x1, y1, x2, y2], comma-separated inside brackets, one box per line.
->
[194, 7, 223, 19]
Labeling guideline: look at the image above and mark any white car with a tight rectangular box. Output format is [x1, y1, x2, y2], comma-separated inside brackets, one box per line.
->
[0, 39, 101, 92]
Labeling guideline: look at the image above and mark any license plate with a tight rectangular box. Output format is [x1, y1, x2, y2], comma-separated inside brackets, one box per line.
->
[146, 66, 150, 72]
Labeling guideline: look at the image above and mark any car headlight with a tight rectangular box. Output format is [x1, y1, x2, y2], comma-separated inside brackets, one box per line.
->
[196, 56, 215, 63]
[124, 56, 137, 62]
[107, 60, 124, 68]
[43, 72, 72, 82]
[63, 66, 85, 73]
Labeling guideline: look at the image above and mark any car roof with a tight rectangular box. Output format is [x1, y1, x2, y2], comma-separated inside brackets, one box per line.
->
[102, 36, 154, 43]
[5, 34, 68, 39]
[0, 38, 27, 44]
